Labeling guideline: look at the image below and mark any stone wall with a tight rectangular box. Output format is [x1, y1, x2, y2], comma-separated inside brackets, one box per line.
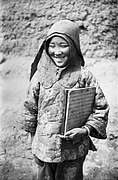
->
[0, 0, 118, 179]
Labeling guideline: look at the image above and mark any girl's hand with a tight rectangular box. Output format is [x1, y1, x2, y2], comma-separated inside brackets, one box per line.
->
[58, 128, 88, 143]
[65, 128, 88, 140]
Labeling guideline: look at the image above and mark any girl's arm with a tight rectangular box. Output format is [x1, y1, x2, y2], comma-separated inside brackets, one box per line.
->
[85, 71, 110, 139]
[23, 71, 40, 136]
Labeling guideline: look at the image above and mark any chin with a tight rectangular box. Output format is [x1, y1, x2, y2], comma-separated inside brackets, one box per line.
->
[56, 63, 63, 66]
[55, 63, 67, 68]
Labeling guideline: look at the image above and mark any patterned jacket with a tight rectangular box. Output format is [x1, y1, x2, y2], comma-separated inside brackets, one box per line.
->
[23, 62, 109, 163]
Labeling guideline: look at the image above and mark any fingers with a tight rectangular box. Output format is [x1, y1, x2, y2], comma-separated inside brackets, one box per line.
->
[67, 134, 74, 139]
[57, 134, 73, 140]
[58, 134, 66, 138]
[58, 128, 82, 140]
[65, 130, 74, 136]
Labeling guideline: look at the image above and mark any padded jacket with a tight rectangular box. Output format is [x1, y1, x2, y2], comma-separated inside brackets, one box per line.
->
[23, 59, 109, 162]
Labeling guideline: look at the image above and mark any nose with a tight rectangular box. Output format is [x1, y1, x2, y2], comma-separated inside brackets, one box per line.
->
[54, 47, 62, 56]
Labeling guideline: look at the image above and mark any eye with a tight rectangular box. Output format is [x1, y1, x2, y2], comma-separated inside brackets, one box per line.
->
[49, 43, 55, 48]
[60, 44, 69, 48]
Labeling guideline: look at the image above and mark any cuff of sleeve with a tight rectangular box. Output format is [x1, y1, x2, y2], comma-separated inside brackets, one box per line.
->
[82, 125, 91, 135]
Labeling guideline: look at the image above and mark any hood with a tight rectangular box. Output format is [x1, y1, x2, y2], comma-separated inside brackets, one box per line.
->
[45, 20, 84, 66]
[30, 20, 84, 81]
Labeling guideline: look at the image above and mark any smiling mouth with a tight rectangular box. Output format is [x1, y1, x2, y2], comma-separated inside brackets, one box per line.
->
[53, 55, 66, 59]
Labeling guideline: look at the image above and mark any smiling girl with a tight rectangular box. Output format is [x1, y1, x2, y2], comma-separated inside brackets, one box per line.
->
[23, 20, 109, 180]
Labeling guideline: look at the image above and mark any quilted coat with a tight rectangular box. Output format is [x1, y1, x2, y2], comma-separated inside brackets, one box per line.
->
[23, 20, 110, 163]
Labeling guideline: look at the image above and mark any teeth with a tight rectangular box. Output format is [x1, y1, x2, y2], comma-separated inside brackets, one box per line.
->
[54, 56, 64, 58]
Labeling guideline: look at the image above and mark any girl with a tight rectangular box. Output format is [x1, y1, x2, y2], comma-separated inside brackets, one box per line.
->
[23, 20, 109, 180]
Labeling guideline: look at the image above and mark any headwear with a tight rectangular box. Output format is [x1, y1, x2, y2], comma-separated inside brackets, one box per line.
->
[30, 20, 84, 80]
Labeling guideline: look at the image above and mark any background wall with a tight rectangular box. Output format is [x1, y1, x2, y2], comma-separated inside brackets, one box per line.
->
[1, 0, 118, 59]
[0, 0, 118, 179]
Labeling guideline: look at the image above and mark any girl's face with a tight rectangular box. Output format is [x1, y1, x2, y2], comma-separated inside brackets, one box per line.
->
[48, 36, 70, 67]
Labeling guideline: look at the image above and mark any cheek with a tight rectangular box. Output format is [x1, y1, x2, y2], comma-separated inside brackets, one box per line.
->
[65, 48, 70, 58]
[62, 46, 69, 54]
[48, 48, 52, 55]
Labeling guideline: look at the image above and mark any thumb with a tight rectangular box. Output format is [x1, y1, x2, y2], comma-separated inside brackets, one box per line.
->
[65, 130, 73, 136]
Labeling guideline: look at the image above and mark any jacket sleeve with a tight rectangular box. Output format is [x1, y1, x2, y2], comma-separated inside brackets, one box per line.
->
[23, 71, 40, 135]
[85, 71, 110, 139]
